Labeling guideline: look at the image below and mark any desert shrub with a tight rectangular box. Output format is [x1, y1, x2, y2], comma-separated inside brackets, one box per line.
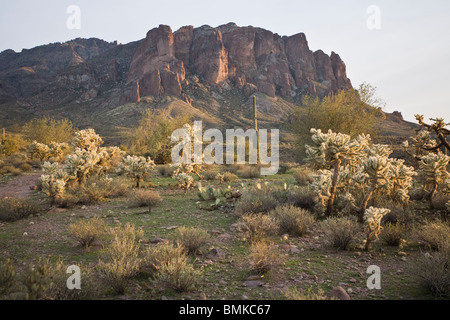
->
[22, 117, 75, 145]
[21, 258, 52, 300]
[171, 227, 210, 255]
[127, 109, 191, 164]
[99, 224, 143, 295]
[224, 164, 244, 175]
[321, 217, 360, 250]
[237, 166, 261, 179]
[155, 253, 202, 292]
[0, 135, 27, 156]
[0, 198, 40, 222]
[292, 168, 314, 186]
[223, 171, 238, 182]
[237, 214, 279, 242]
[277, 163, 290, 174]
[1, 165, 22, 175]
[416, 221, 450, 251]
[284, 286, 332, 300]
[270, 205, 314, 237]
[286, 187, 316, 210]
[248, 241, 283, 274]
[412, 247, 450, 298]
[380, 223, 407, 247]
[234, 188, 278, 217]
[202, 170, 218, 181]
[291, 83, 383, 158]
[432, 194, 450, 211]
[0, 259, 16, 296]
[380, 205, 414, 226]
[68, 216, 106, 248]
[127, 189, 162, 212]
[20, 163, 33, 172]
[143, 242, 186, 274]
[64, 177, 128, 206]
[157, 164, 176, 177]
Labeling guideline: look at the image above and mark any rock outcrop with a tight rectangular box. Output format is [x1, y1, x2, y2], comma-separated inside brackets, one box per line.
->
[125, 23, 352, 102]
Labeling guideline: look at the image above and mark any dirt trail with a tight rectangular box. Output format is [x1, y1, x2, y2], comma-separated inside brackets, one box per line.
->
[0, 174, 41, 199]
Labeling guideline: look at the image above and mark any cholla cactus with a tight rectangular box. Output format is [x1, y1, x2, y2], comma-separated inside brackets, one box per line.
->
[174, 172, 194, 191]
[306, 129, 370, 217]
[98, 146, 126, 173]
[418, 152, 450, 207]
[64, 148, 104, 185]
[309, 170, 333, 212]
[48, 142, 71, 162]
[216, 173, 224, 184]
[307, 129, 416, 218]
[386, 159, 416, 204]
[117, 155, 155, 188]
[40, 162, 68, 204]
[29, 141, 50, 161]
[363, 207, 390, 251]
[72, 129, 103, 152]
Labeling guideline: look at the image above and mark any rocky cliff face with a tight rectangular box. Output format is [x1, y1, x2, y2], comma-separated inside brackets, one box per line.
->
[0, 23, 360, 133]
[125, 23, 352, 103]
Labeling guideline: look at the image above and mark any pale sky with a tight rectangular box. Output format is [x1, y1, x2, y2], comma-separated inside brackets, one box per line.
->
[1, 0, 449, 123]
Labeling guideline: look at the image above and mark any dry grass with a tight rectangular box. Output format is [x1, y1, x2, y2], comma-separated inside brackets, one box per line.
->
[321, 217, 360, 250]
[128, 189, 162, 212]
[68, 216, 106, 248]
[237, 214, 280, 242]
[248, 241, 284, 274]
[270, 205, 314, 237]
[234, 188, 278, 216]
[171, 226, 210, 255]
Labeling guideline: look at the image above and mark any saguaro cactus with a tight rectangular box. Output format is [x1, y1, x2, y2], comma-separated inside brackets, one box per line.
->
[253, 96, 259, 164]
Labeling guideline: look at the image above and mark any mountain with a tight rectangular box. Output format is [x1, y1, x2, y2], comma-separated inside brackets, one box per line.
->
[0, 23, 416, 148]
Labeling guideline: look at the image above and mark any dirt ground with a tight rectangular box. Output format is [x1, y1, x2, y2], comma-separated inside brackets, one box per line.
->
[0, 174, 40, 199]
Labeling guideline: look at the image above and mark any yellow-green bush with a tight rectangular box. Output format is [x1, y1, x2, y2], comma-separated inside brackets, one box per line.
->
[128, 189, 162, 212]
[321, 217, 360, 250]
[270, 205, 314, 237]
[237, 214, 279, 242]
[98, 224, 143, 295]
[248, 241, 283, 275]
[171, 227, 210, 255]
[68, 216, 106, 248]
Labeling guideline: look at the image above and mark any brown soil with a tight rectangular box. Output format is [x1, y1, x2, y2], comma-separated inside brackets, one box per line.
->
[0, 174, 41, 199]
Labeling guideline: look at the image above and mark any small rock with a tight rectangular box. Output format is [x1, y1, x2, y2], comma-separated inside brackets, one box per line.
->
[349, 278, 357, 283]
[81, 205, 87, 210]
[206, 247, 226, 260]
[329, 286, 351, 300]
[150, 237, 165, 244]
[161, 296, 168, 300]
[401, 257, 408, 262]
[47, 208, 67, 214]
[241, 295, 249, 300]
[246, 275, 262, 281]
[243, 281, 263, 288]
[290, 247, 301, 253]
